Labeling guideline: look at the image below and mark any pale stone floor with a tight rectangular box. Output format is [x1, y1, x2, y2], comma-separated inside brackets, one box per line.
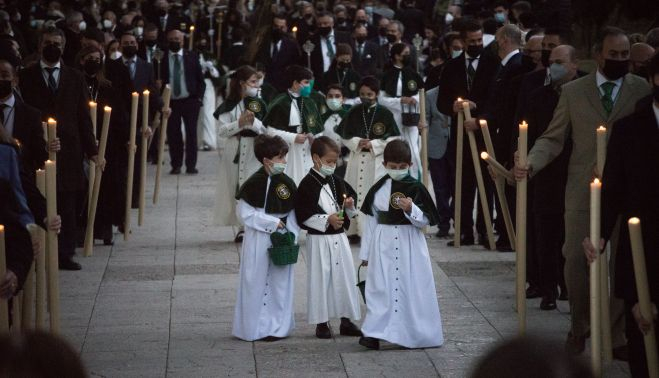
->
[58, 150, 632, 377]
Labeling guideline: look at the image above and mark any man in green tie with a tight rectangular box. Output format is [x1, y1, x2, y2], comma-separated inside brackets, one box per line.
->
[513, 26, 650, 358]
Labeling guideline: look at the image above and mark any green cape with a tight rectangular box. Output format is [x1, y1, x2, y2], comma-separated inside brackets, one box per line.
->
[380, 66, 423, 97]
[334, 103, 400, 140]
[236, 168, 297, 214]
[263, 93, 323, 135]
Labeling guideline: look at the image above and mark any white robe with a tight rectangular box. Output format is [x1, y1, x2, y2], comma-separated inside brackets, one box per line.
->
[232, 182, 300, 341]
[303, 177, 361, 324]
[358, 179, 443, 348]
[341, 136, 397, 236]
[213, 103, 266, 227]
[198, 78, 218, 148]
[378, 91, 422, 179]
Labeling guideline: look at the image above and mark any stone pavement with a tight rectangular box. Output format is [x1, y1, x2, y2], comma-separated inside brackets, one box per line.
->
[58, 151, 632, 377]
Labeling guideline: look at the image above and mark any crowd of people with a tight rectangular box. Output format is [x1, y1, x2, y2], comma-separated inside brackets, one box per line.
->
[0, 0, 658, 376]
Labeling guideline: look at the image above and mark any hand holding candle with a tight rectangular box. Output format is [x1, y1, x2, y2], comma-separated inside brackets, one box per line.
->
[338, 194, 347, 219]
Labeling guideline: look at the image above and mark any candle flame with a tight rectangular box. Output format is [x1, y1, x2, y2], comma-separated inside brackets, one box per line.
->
[597, 126, 606, 131]
[480, 152, 489, 160]
[0, 225, 4, 232]
[343, 194, 347, 198]
[479, 119, 487, 127]
[47, 117, 56, 123]
[593, 178, 601, 185]
[457, 97, 462, 101]
[132, 92, 139, 96]
[104, 106, 112, 112]
[190, 25, 195, 31]
[292, 26, 298, 32]
[89, 101, 96, 106]
[520, 120, 528, 129]
[143, 90, 150, 95]
[628, 217, 640, 225]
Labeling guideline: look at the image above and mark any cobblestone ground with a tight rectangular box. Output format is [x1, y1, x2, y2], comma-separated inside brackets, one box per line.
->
[58, 150, 631, 377]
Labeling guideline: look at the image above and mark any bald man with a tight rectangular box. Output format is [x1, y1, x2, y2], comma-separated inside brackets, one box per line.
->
[630, 42, 655, 78]
[524, 34, 545, 72]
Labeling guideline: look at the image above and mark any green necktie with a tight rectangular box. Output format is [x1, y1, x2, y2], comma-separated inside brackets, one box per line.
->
[600, 81, 616, 116]
[326, 37, 335, 61]
[173, 54, 182, 97]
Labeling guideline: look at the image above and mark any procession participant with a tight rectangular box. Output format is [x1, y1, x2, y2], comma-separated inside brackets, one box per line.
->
[213, 66, 268, 243]
[295, 137, 362, 339]
[334, 76, 400, 243]
[319, 84, 350, 177]
[377, 42, 423, 179]
[358, 140, 443, 350]
[322, 43, 361, 105]
[232, 134, 300, 342]
[263, 65, 322, 185]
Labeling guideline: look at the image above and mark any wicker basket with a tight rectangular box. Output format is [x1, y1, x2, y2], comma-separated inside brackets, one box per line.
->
[268, 231, 300, 266]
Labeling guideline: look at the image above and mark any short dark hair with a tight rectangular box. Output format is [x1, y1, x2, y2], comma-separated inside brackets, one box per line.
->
[285, 65, 313, 87]
[144, 22, 158, 33]
[39, 26, 66, 47]
[390, 42, 407, 59]
[593, 26, 627, 53]
[517, 12, 537, 29]
[383, 140, 412, 164]
[311, 136, 340, 157]
[648, 51, 659, 78]
[460, 20, 482, 39]
[273, 12, 287, 22]
[254, 135, 289, 163]
[646, 27, 659, 49]
[0, 45, 20, 69]
[326, 83, 344, 96]
[359, 76, 380, 93]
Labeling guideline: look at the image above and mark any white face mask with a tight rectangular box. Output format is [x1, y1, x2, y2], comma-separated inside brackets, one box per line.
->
[245, 86, 259, 98]
[451, 49, 462, 58]
[445, 13, 454, 24]
[79, 20, 87, 31]
[257, 77, 264, 87]
[319, 163, 336, 176]
[270, 162, 287, 175]
[386, 168, 408, 181]
[102, 19, 113, 29]
[135, 26, 144, 36]
[326, 98, 342, 111]
[110, 51, 122, 60]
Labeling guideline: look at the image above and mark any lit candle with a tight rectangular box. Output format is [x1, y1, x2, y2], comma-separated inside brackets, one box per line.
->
[35, 169, 46, 329]
[480, 152, 513, 182]
[139, 91, 150, 226]
[89, 101, 97, 137]
[45, 160, 60, 332]
[339, 193, 347, 218]
[292, 26, 298, 39]
[188, 25, 195, 50]
[453, 100, 464, 248]
[142, 90, 150, 131]
[515, 120, 529, 335]
[596, 126, 606, 178]
[47, 118, 57, 161]
[461, 100, 472, 121]
[153, 86, 172, 205]
[0, 225, 8, 332]
[590, 178, 602, 377]
[125, 92, 139, 241]
[628, 217, 659, 377]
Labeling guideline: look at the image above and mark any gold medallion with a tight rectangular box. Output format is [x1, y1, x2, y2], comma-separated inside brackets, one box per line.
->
[407, 80, 417, 91]
[390, 192, 406, 209]
[372, 122, 386, 136]
[247, 100, 262, 113]
[276, 184, 291, 199]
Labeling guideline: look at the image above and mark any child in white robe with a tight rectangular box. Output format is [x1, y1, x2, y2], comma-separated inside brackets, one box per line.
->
[358, 140, 444, 350]
[295, 137, 362, 339]
[232, 135, 300, 341]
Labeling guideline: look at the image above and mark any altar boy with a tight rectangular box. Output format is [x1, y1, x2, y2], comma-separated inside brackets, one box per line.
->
[232, 135, 301, 342]
[358, 140, 444, 350]
[295, 137, 363, 339]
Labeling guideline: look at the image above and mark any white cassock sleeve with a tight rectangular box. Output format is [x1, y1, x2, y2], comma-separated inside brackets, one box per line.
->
[267, 126, 298, 145]
[345, 206, 358, 219]
[218, 111, 241, 138]
[358, 210, 378, 261]
[378, 92, 402, 113]
[403, 202, 429, 228]
[236, 199, 282, 234]
[283, 210, 301, 243]
[303, 213, 329, 232]
[343, 137, 362, 152]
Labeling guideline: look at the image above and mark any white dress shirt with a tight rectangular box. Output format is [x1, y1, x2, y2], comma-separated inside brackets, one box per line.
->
[320, 30, 336, 73]
[169, 50, 189, 99]
[501, 49, 520, 67]
[464, 52, 479, 71]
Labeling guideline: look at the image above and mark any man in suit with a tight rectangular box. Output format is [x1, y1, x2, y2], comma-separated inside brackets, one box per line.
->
[352, 23, 379, 77]
[585, 53, 659, 377]
[159, 28, 205, 175]
[369, 17, 390, 47]
[514, 26, 651, 357]
[18, 27, 99, 271]
[376, 20, 418, 75]
[138, 23, 162, 65]
[0, 52, 47, 177]
[309, 11, 352, 91]
[437, 20, 500, 247]
[256, 13, 301, 93]
[147, 0, 190, 44]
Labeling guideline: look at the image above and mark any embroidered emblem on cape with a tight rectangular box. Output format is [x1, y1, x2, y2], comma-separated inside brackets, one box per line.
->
[276, 183, 291, 199]
[248, 100, 262, 113]
[307, 115, 316, 127]
[390, 192, 405, 209]
[372, 122, 386, 136]
[406, 80, 417, 91]
[320, 105, 327, 114]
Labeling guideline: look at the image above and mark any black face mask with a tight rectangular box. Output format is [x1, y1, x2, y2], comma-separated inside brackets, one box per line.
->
[379, 27, 387, 37]
[541, 49, 551, 68]
[42, 43, 62, 63]
[466, 44, 483, 58]
[336, 17, 346, 25]
[83, 60, 101, 76]
[168, 41, 181, 53]
[386, 34, 397, 44]
[338, 61, 351, 69]
[123, 45, 137, 58]
[145, 39, 157, 47]
[355, 36, 366, 44]
[318, 26, 332, 37]
[0, 79, 12, 98]
[632, 66, 648, 79]
[602, 59, 629, 81]
[360, 97, 374, 107]
[401, 54, 411, 66]
[272, 28, 283, 41]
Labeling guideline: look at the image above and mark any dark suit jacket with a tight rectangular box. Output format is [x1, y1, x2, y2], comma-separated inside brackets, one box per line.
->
[0, 178, 35, 290]
[11, 98, 47, 176]
[127, 56, 162, 124]
[376, 42, 418, 76]
[18, 63, 98, 192]
[309, 30, 352, 89]
[158, 50, 206, 101]
[602, 99, 659, 303]
[436, 51, 500, 153]
[105, 57, 135, 112]
[514, 69, 547, 127]
[225, 43, 247, 70]
[256, 37, 301, 93]
[352, 40, 379, 77]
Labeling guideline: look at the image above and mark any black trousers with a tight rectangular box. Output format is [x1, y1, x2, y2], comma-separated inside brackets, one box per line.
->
[57, 190, 79, 260]
[625, 300, 659, 378]
[429, 156, 453, 233]
[168, 97, 201, 170]
[534, 213, 564, 298]
[458, 150, 495, 239]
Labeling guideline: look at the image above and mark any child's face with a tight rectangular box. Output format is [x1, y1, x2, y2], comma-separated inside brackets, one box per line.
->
[293, 78, 311, 93]
[313, 150, 338, 169]
[264, 154, 287, 172]
[359, 86, 377, 101]
[326, 89, 343, 101]
[383, 161, 411, 170]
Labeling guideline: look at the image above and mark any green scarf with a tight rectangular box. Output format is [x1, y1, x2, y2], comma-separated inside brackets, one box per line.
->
[263, 92, 323, 135]
[236, 167, 297, 214]
[334, 103, 400, 140]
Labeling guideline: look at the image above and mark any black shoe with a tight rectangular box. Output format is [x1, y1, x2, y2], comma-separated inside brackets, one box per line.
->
[526, 285, 542, 299]
[234, 231, 244, 243]
[348, 235, 361, 245]
[260, 336, 284, 342]
[613, 345, 628, 361]
[186, 168, 199, 174]
[496, 239, 514, 252]
[59, 258, 82, 271]
[447, 236, 475, 247]
[540, 296, 557, 310]
[316, 323, 332, 339]
[103, 238, 114, 246]
[565, 331, 586, 355]
[558, 286, 568, 301]
[339, 320, 363, 337]
[170, 167, 181, 175]
[359, 336, 380, 350]
[435, 229, 450, 238]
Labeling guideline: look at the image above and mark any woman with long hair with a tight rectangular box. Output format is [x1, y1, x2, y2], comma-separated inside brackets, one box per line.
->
[212, 65, 267, 242]
[75, 45, 130, 245]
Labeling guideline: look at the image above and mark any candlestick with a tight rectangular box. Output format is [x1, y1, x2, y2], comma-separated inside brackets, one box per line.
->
[453, 103, 464, 248]
[292, 26, 298, 39]
[463, 102, 495, 250]
[84, 106, 111, 257]
[45, 160, 60, 333]
[628, 218, 659, 378]
[139, 90, 150, 226]
[188, 25, 195, 50]
[590, 178, 602, 377]
[22, 224, 39, 329]
[419, 89, 429, 189]
[87, 102, 98, 219]
[0, 225, 8, 332]
[89, 101, 97, 137]
[516, 121, 528, 335]
[125, 93, 139, 240]
[154, 86, 172, 204]
[47, 118, 57, 161]
[35, 170, 46, 329]
[480, 120, 515, 249]
[596, 126, 606, 178]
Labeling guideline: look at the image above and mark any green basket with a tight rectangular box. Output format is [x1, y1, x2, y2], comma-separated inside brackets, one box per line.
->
[268, 231, 300, 266]
[356, 265, 366, 303]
